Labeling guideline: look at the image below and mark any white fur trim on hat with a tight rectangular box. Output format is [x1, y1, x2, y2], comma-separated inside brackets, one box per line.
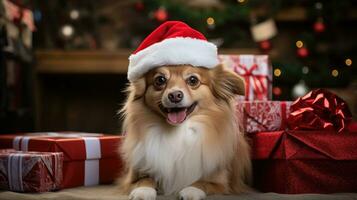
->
[128, 37, 219, 82]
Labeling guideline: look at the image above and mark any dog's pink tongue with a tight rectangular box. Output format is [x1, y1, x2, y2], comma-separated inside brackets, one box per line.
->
[167, 110, 187, 124]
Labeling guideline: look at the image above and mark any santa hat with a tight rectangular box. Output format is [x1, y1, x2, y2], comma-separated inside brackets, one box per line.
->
[127, 21, 219, 81]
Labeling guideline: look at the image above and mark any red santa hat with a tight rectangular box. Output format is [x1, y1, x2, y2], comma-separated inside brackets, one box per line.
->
[128, 21, 219, 81]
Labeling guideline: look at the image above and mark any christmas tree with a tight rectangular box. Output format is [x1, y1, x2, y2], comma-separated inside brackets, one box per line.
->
[29, 0, 357, 100]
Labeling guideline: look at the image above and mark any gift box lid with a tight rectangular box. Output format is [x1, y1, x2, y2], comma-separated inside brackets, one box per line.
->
[251, 124, 357, 160]
[0, 132, 122, 162]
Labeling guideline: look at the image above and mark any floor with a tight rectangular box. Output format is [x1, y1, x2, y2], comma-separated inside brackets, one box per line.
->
[1, 185, 357, 200]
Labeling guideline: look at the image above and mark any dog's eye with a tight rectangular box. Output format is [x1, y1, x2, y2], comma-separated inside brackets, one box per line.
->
[187, 76, 199, 87]
[154, 75, 166, 87]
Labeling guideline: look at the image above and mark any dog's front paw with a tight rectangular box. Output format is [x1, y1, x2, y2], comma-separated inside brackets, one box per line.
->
[129, 187, 157, 200]
[179, 186, 206, 200]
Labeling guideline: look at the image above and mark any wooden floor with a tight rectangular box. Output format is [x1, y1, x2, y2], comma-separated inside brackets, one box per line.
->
[1, 185, 356, 200]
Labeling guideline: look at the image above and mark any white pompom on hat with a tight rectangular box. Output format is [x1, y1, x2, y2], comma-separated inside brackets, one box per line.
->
[127, 21, 219, 82]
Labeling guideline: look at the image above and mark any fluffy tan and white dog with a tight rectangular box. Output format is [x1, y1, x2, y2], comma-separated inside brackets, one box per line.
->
[117, 64, 252, 200]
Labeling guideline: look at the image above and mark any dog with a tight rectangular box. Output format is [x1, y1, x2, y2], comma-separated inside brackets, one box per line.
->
[117, 64, 252, 200]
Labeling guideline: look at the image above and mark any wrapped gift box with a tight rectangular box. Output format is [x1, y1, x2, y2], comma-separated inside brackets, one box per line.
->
[0, 132, 123, 188]
[0, 149, 63, 192]
[250, 125, 357, 193]
[219, 55, 272, 100]
[236, 101, 292, 133]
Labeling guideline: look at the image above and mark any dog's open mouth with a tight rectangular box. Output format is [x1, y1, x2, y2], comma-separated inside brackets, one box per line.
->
[159, 102, 197, 125]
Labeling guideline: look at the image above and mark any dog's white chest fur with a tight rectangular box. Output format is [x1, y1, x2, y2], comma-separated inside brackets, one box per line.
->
[131, 121, 205, 195]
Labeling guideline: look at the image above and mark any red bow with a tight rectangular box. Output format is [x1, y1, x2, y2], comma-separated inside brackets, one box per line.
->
[233, 64, 268, 100]
[287, 89, 352, 133]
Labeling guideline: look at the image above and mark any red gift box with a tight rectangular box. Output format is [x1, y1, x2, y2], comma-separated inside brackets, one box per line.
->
[219, 55, 272, 100]
[250, 125, 357, 193]
[236, 101, 292, 133]
[0, 132, 123, 188]
[0, 149, 63, 192]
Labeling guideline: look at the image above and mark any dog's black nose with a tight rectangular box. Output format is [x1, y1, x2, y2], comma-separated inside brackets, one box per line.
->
[168, 91, 184, 103]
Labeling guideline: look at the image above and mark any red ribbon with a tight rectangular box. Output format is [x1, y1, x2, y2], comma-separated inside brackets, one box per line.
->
[233, 64, 268, 100]
[280, 101, 288, 130]
[287, 89, 352, 133]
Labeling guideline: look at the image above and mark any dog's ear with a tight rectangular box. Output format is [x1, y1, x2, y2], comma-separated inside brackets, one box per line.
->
[127, 77, 146, 101]
[210, 64, 245, 101]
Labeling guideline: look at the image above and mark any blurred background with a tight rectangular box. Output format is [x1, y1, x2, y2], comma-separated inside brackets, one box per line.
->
[0, 0, 356, 134]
